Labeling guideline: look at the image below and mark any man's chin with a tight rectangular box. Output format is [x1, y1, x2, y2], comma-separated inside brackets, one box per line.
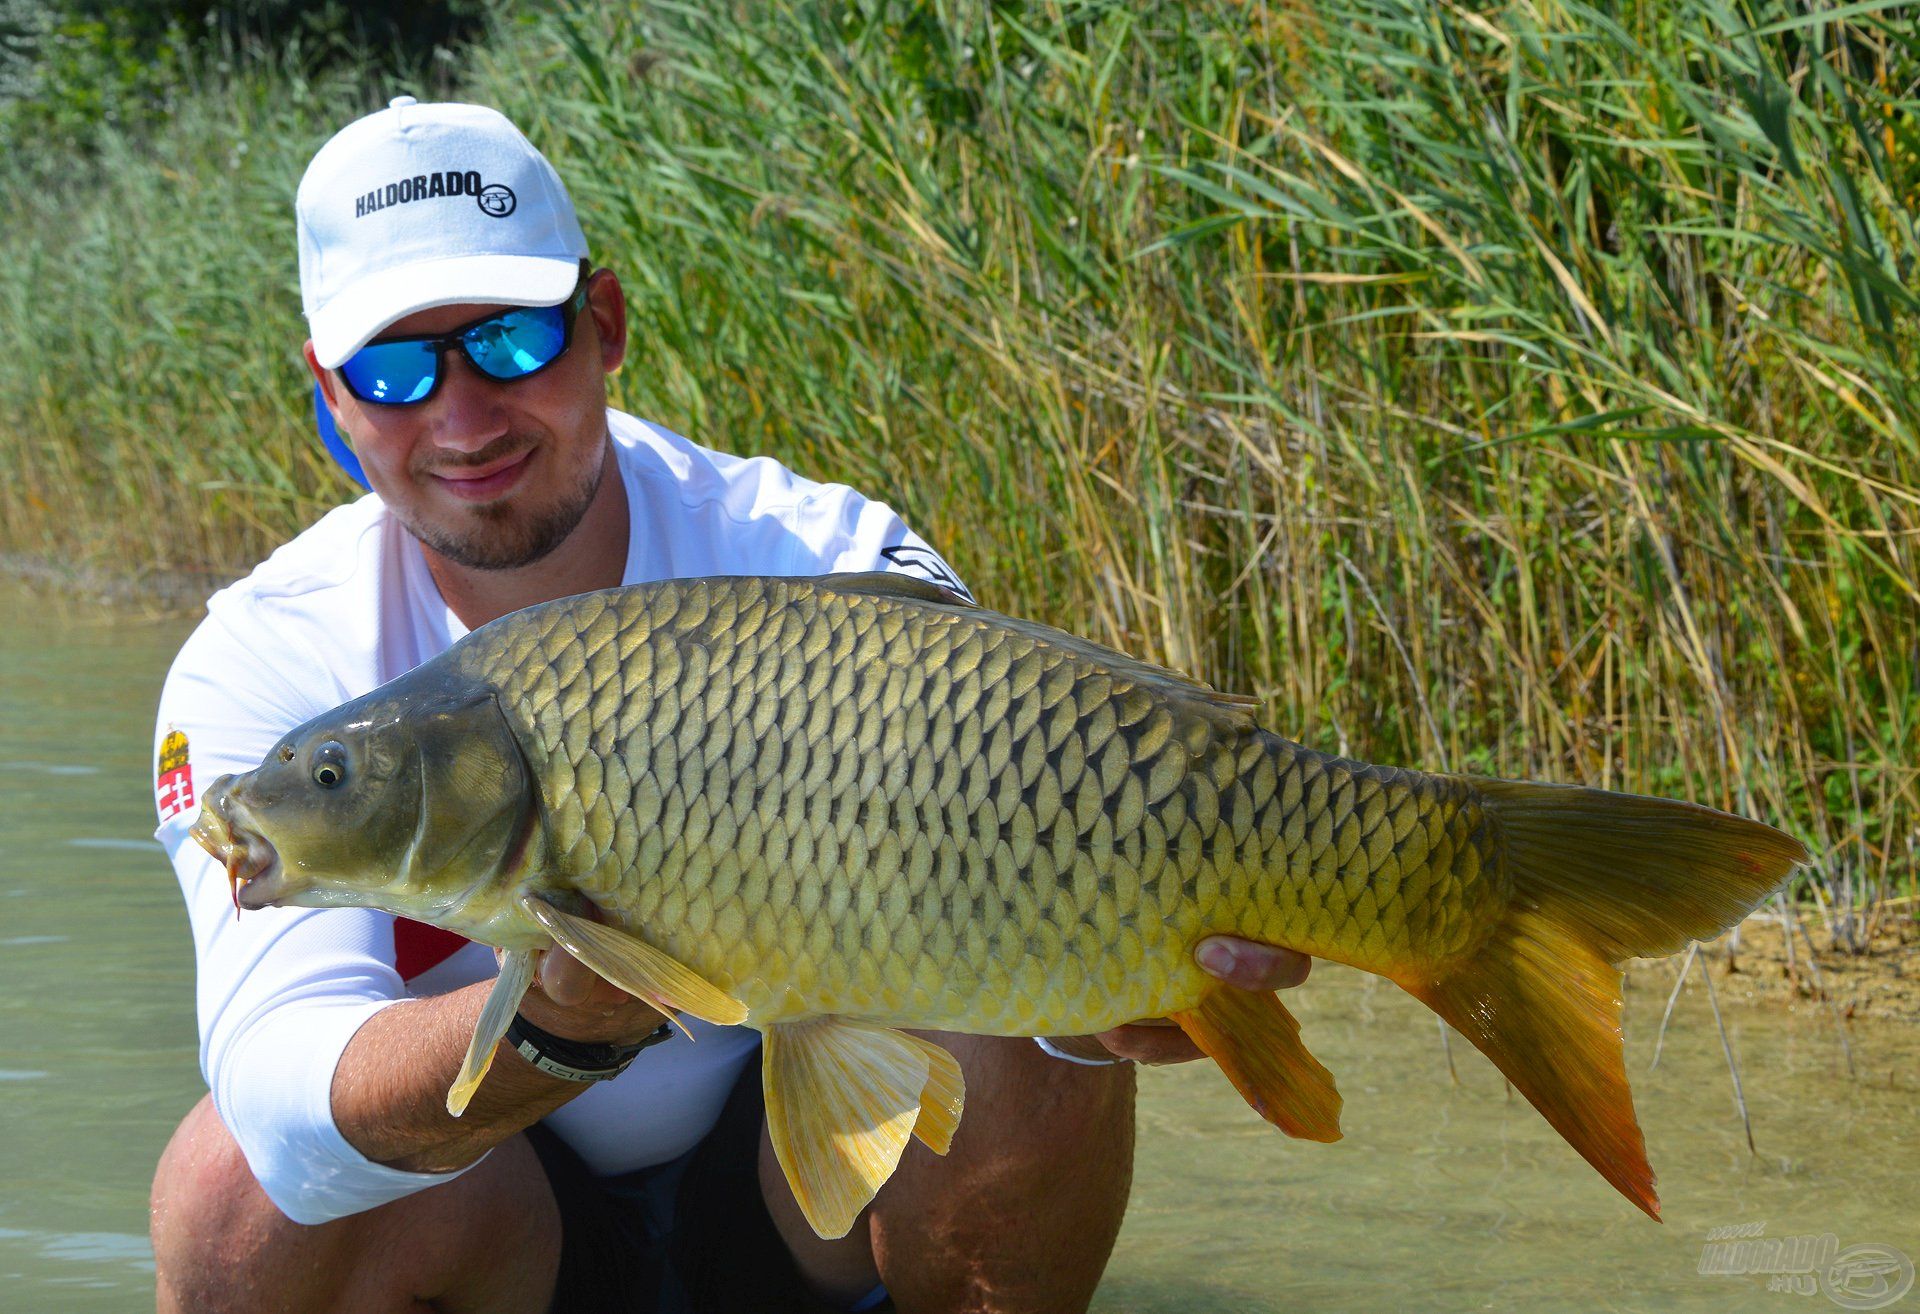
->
[409, 484, 601, 572]
[415, 511, 579, 572]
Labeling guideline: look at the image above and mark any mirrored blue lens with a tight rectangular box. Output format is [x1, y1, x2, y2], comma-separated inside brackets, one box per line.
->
[339, 340, 438, 404]
[464, 304, 569, 381]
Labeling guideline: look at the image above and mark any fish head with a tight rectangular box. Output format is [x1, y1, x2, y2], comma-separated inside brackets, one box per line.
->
[189, 667, 541, 942]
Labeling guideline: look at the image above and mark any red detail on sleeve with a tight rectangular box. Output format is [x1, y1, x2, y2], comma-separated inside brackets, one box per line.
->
[393, 918, 469, 981]
[156, 767, 196, 820]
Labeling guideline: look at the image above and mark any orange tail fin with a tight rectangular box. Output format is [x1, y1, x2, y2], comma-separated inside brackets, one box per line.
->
[1400, 780, 1808, 1220]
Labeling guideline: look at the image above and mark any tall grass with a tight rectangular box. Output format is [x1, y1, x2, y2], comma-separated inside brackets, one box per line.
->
[2, 0, 1915, 939]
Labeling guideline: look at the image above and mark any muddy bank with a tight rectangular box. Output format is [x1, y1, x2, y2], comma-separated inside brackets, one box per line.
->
[1629, 910, 1920, 1025]
[0, 551, 233, 616]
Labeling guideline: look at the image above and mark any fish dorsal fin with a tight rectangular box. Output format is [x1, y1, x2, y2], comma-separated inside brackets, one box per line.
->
[820, 571, 978, 608]
[446, 947, 537, 1117]
[520, 896, 748, 1028]
[1170, 987, 1343, 1142]
[762, 1018, 967, 1239]
[814, 574, 1260, 723]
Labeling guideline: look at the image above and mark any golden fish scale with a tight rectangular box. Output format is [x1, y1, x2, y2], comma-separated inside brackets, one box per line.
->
[454, 578, 1507, 1033]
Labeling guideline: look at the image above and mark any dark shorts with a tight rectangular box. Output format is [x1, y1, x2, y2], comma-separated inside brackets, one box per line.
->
[524, 1058, 892, 1314]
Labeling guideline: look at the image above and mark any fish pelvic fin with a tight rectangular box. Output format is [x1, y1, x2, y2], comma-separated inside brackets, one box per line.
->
[1402, 780, 1808, 1223]
[1169, 988, 1342, 1143]
[762, 1018, 966, 1239]
[900, 1032, 966, 1155]
[446, 947, 536, 1117]
[520, 896, 748, 1028]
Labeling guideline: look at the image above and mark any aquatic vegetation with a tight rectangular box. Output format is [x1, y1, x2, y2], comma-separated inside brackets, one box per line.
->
[1, 0, 1913, 924]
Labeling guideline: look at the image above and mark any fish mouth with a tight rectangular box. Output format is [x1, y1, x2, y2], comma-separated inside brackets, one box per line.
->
[190, 777, 285, 910]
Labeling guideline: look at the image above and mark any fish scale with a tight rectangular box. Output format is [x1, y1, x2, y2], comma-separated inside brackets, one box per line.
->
[449, 575, 1503, 1034]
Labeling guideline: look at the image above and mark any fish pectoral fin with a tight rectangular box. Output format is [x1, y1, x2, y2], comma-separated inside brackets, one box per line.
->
[1170, 987, 1343, 1143]
[519, 896, 748, 1028]
[763, 1018, 963, 1239]
[446, 948, 537, 1117]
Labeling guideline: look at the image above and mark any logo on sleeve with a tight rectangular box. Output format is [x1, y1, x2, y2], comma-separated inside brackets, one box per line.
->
[156, 727, 195, 821]
[879, 543, 974, 601]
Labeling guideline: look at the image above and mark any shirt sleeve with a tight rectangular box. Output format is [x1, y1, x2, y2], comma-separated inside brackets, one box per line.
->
[154, 609, 481, 1224]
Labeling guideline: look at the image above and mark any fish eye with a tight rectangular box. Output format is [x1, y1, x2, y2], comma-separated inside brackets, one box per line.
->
[311, 741, 349, 790]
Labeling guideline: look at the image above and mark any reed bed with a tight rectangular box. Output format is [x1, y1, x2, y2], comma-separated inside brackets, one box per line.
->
[2, 0, 1914, 934]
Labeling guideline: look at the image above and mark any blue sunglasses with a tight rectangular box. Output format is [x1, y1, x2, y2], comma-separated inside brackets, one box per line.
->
[336, 268, 590, 406]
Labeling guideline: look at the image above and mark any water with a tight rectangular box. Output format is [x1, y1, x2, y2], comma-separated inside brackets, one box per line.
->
[0, 585, 200, 1311]
[1, 581, 1915, 1311]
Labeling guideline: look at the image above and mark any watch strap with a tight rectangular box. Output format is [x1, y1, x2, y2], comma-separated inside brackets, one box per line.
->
[504, 1012, 673, 1083]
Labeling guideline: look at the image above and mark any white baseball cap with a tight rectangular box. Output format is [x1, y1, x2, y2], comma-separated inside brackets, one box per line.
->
[297, 96, 590, 368]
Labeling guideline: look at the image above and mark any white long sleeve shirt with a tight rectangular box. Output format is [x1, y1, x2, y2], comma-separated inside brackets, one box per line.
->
[152, 411, 969, 1224]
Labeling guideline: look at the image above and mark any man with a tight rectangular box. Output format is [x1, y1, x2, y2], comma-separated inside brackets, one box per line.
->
[148, 98, 1311, 1313]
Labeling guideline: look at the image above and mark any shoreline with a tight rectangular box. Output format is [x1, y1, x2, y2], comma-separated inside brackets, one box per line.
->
[1644, 910, 1920, 1026]
[1, 551, 235, 616]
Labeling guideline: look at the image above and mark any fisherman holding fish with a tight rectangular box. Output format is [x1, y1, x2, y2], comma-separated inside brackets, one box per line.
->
[147, 98, 1314, 1313]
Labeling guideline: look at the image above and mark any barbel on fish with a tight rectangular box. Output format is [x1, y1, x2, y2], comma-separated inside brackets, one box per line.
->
[190, 573, 1805, 1237]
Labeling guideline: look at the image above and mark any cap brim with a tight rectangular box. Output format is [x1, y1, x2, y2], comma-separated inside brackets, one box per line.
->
[308, 254, 581, 368]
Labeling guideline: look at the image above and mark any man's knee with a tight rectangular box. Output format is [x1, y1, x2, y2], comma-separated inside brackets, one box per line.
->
[150, 1093, 560, 1314]
[867, 1035, 1135, 1313]
[151, 1096, 276, 1278]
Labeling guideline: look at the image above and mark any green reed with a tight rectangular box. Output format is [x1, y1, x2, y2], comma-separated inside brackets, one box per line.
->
[2, 0, 1914, 938]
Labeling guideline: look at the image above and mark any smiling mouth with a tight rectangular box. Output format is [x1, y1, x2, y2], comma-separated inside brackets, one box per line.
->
[429, 448, 535, 502]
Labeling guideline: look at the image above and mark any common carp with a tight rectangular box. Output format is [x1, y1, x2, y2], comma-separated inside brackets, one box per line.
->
[190, 573, 1805, 1237]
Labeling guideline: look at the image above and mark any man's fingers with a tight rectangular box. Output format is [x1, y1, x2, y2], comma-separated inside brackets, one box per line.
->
[1195, 936, 1312, 991]
[536, 945, 629, 1007]
[1091, 1024, 1204, 1065]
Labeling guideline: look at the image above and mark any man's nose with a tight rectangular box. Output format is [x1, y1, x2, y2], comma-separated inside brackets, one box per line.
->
[424, 354, 513, 453]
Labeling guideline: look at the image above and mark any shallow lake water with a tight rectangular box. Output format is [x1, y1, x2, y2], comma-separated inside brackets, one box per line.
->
[0, 580, 1914, 1311]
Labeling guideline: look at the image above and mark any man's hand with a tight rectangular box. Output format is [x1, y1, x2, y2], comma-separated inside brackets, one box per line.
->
[1045, 936, 1313, 1064]
[502, 911, 670, 1048]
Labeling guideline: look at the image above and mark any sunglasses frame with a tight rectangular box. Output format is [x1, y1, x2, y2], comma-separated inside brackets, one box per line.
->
[336, 260, 593, 407]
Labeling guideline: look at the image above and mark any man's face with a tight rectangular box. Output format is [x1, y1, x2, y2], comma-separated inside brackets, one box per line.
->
[305, 270, 629, 572]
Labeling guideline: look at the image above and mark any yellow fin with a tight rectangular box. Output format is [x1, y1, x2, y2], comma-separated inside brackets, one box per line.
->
[446, 948, 535, 1117]
[763, 1018, 956, 1239]
[900, 1033, 966, 1154]
[1169, 987, 1343, 1143]
[519, 896, 748, 1027]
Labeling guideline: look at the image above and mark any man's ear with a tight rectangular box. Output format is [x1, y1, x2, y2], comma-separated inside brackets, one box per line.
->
[585, 269, 628, 374]
[304, 340, 342, 412]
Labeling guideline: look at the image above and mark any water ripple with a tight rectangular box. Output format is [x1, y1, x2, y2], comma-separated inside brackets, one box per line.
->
[0, 1226, 155, 1270]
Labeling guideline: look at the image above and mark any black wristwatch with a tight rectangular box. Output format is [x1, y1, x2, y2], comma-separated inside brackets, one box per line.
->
[504, 1012, 674, 1083]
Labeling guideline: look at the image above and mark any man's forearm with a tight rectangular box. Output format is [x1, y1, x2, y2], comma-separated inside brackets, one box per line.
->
[330, 979, 585, 1174]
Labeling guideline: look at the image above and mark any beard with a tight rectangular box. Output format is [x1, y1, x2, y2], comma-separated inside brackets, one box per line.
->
[402, 435, 606, 572]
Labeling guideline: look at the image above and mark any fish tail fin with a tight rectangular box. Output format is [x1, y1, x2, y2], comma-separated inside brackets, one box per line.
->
[1401, 780, 1807, 1221]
